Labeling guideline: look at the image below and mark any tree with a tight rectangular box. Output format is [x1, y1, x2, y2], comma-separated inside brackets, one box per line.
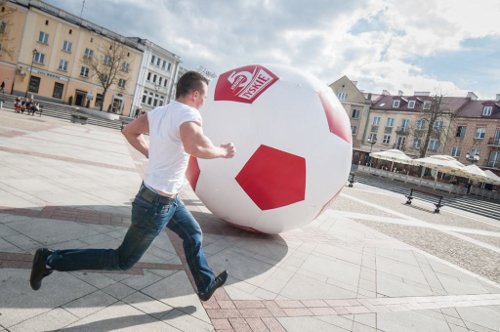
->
[409, 95, 455, 158]
[82, 40, 129, 112]
[0, 0, 18, 59]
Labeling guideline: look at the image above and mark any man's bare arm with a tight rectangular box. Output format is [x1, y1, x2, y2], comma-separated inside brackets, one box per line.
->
[122, 114, 150, 158]
[180, 121, 235, 159]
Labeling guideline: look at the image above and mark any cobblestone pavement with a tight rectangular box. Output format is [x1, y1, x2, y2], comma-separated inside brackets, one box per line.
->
[0, 108, 499, 331]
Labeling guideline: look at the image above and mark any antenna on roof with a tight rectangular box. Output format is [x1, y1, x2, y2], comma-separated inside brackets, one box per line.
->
[80, 0, 86, 19]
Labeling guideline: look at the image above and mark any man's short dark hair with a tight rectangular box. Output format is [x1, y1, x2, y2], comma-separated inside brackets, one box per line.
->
[176, 71, 209, 99]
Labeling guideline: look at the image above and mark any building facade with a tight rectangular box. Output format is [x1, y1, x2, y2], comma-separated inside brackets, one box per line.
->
[128, 38, 181, 117]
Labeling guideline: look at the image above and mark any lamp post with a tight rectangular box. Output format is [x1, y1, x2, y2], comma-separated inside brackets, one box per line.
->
[465, 152, 480, 194]
[367, 137, 377, 166]
[465, 152, 480, 164]
[25, 48, 38, 98]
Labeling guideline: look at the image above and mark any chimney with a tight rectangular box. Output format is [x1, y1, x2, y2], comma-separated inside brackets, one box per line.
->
[398, 90, 403, 96]
[382, 89, 391, 95]
[466, 91, 478, 100]
[496, 94, 500, 102]
[414, 91, 430, 96]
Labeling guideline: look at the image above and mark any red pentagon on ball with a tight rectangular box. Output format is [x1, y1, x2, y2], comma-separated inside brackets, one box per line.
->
[235, 145, 306, 210]
[319, 90, 352, 144]
[186, 156, 200, 191]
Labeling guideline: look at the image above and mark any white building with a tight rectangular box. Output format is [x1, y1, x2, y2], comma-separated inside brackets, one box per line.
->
[127, 38, 181, 117]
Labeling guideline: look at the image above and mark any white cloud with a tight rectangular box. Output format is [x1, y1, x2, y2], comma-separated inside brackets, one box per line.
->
[44, 0, 499, 98]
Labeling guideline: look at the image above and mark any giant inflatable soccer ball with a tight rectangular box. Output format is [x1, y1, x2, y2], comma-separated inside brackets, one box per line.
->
[186, 64, 352, 234]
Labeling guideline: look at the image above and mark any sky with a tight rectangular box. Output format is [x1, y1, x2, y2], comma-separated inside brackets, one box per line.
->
[44, 0, 500, 100]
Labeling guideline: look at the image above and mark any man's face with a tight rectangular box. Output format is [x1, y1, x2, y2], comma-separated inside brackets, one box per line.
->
[193, 82, 208, 110]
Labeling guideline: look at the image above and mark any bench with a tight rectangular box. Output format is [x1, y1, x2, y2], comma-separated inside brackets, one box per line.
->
[71, 114, 88, 124]
[405, 188, 444, 213]
[348, 172, 355, 187]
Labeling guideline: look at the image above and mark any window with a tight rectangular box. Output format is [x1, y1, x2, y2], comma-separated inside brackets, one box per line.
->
[423, 101, 431, 110]
[33, 51, 45, 64]
[392, 100, 400, 108]
[386, 117, 394, 127]
[58, 59, 68, 71]
[408, 100, 416, 109]
[483, 106, 493, 116]
[156, 58, 161, 66]
[163, 78, 168, 87]
[413, 138, 421, 149]
[474, 128, 486, 139]
[104, 55, 112, 65]
[80, 66, 89, 77]
[62, 40, 72, 52]
[469, 147, 480, 157]
[162, 60, 166, 70]
[38, 31, 49, 44]
[118, 79, 126, 88]
[351, 125, 357, 135]
[95, 94, 103, 108]
[153, 74, 157, 83]
[167, 62, 172, 71]
[142, 94, 147, 103]
[121, 62, 129, 72]
[433, 120, 443, 130]
[372, 116, 381, 125]
[456, 126, 466, 137]
[352, 109, 360, 119]
[147, 72, 151, 81]
[158, 77, 162, 86]
[100, 73, 108, 83]
[151, 55, 155, 64]
[401, 119, 410, 129]
[337, 92, 347, 101]
[28, 76, 40, 93]
[83, 48, 93, 58]
[416, 119, 426, 130]
[368, 133, 377, 142]
[488, 151, 500, 168]
[451, 147, 461, 157]
[52, 82, 64, 99]
[429, 139, 440, 151]
[383, 134, 391, 144]
[0, 21, 6, 33]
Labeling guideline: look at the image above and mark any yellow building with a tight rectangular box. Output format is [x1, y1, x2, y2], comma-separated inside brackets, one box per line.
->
[1, 0, 142, 116]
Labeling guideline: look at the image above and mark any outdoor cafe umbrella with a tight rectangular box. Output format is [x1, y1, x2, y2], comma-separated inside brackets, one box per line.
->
[484, 170, 500, 185]
[455, 164, 489, 183]
[369, 149, 413, 163]
[369, 149, 413, 171]
[410, 155, 467, 175]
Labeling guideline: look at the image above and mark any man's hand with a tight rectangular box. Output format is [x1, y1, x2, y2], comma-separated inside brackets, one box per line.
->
[220, 143, 236, 158]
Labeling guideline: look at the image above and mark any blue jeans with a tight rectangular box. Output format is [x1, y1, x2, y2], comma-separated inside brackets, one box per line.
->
[47, 186, 216, 293]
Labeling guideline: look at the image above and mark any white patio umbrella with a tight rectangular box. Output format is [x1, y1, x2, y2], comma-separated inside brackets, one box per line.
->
[455, 164, 489, 183]
[369, 149, 413, 163]
[369, 149, 413, 171]
[411, 155, 467, 175]
[484, 170, 500, 185]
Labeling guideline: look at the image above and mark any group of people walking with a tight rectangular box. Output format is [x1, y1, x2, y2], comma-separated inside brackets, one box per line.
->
[14, 97, 42, 116]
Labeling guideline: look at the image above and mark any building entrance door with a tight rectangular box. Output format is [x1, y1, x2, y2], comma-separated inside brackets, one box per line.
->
[75, 90, 87, 106]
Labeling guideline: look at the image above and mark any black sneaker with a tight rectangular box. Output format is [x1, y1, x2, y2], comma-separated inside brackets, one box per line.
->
[30, 248, 53, 290]
[198, 270, 228, 301]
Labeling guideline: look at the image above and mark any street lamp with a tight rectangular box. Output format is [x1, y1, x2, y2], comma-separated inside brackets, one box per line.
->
[465, 152, 480, 164]
[367, 137, 377, 166]
[25, 48, 38, 98]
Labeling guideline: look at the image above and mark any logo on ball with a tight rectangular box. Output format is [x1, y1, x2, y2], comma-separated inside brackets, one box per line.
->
[214, 65, 279, 104]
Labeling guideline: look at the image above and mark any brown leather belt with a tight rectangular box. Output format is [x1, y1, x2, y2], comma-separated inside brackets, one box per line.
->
[138, 184, 176, 205]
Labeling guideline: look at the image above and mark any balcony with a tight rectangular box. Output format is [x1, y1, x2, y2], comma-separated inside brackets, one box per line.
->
[384, 126, 393, 134]
[395, 127, 410, 135]
[487, 137, 500, 147]
[370, 125, 379, 132]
